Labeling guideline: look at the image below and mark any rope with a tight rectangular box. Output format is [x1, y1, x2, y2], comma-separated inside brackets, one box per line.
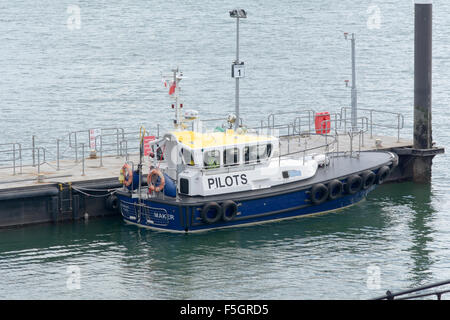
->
[53, 182, 118, 198]
[70, 186, 117, 198]
[71, 186, 117, 192]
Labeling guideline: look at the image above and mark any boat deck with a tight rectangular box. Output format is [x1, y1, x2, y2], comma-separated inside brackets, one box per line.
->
[120, 150, 397, 205]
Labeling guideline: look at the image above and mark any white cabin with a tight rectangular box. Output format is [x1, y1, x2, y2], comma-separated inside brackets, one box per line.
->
[149, 129, 326, 197]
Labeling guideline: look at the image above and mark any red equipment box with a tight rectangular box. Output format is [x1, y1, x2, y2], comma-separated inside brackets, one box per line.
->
[315, 112, 331, 134]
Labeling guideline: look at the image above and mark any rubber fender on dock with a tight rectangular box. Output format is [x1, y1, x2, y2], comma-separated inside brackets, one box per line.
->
[201, 202, 222, 224]
[221, 200, 238, 222]
[376, 166, 390, 185]
[0, 187, 59, 201]
[345, 174, 362, 195]
[105, 195, 120, 213]
[327, 180, 343, 200]
[310, 183, 329, 205]
[361, 170, 376, 190]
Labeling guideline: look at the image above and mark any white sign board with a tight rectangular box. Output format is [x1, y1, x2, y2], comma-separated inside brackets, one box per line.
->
[89, 128, 101, 150]
[232, 64, 245, 78]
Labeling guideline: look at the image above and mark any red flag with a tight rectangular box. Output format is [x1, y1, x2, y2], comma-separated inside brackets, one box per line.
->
[169, 81, 176, 95]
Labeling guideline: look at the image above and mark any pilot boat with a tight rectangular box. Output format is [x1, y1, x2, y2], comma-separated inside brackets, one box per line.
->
[113, 69, 398, 233]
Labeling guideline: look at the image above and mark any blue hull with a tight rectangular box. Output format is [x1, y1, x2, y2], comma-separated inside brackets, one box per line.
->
[117, 185, 376, 233]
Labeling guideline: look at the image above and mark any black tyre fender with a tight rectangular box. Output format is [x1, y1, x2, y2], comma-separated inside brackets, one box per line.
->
[376, 166, 390, 185]
[327, 179, 343, 200]
[201, 202, 222, 224]
[345, 174, 362, 195]
[221, 200, 238, 222]
[310, 183, 329, 205]
[361, 170, 376, 190]
[105, 195, 120, 213]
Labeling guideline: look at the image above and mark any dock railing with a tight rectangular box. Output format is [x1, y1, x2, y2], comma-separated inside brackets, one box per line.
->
[0, 125, 159, 177]
[0, 108, 405, 178]
[0, 143, 22, 175]
[0, 143, 49, 176]
[68, 128, 125, 161]
[248, 110, 370, 159]
[340, 106, 404, 142]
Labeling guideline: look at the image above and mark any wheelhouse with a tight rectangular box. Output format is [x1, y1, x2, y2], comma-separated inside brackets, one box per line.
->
[166, 129, 278, 171]
[146, 129, 279, 197]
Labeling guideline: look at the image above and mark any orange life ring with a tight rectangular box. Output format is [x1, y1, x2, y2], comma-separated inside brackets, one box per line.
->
[147, 168, 165, 192]
[120, 163, 133, 187]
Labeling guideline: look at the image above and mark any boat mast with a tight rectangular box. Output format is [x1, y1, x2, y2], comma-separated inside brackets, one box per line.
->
[171, 67, 183, 129]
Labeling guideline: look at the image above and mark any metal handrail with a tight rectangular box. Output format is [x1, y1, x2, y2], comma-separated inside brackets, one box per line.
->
[69, 127, 125, 161]
[0, 142, 22, 175]
[268, 110, 315, 132]
[293, 112, 343, 135]
[279, 132, 338, 158]
[373, 279, 450, 300]
[340, 106, 404, 142]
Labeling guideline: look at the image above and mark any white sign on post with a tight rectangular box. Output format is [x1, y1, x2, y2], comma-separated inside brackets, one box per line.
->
[89, 128, 101, 150]
[232, 63, 245, 78]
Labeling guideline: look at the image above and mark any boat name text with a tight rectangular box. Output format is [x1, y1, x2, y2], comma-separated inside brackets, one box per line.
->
[207, 174, 248, 189]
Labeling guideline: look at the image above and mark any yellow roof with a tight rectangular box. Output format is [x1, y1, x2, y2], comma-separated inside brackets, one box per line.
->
[171, 130, 275, 150]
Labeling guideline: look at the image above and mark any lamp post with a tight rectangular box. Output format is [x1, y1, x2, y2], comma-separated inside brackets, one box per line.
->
[229, 9, 247, 130]
[344, 32, 357, 132]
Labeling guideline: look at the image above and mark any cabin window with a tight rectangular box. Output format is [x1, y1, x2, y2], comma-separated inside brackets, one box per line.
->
[244, 143, 272, 164]
[203, 150, 220, 169]
[266, 144, 272, 157]
[223, 147, 239, 166]
[256, 145, 268, 159]
[156, 145, 164, 160]
[181, 148, 195, 166]
[244, 146, 257, 163]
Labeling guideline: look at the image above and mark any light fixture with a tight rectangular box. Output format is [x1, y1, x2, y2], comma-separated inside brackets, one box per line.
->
[229, 9, 247, 19]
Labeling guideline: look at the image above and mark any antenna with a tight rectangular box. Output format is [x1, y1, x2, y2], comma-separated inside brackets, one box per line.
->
[162, 67, 184, 129]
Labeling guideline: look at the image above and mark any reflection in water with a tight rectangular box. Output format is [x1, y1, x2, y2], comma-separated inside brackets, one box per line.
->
[406, 183, 435, 286]
[0, 182, 441, 299]
[369, 182, 436, 288]
[114, 194, 416, 299]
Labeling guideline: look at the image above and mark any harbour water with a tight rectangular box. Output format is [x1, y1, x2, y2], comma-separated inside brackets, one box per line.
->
[1, 0, 450, 299]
